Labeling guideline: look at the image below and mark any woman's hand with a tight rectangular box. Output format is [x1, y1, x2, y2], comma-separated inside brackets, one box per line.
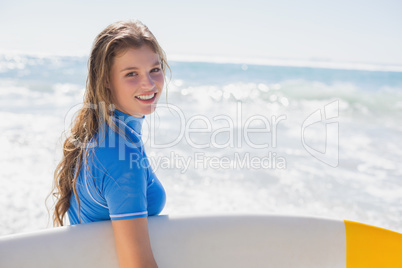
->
[111, 217, 158, 268]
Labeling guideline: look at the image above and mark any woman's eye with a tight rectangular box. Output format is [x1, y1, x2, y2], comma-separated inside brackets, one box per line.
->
[126, 72, 137, 77]
[151, 68, 161, 73]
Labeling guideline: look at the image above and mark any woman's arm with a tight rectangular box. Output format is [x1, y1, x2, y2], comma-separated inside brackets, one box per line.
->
[111, 217, 158, 268]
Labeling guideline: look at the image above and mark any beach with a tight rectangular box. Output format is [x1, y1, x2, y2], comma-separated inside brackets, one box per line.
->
[0, 53, 401, 235]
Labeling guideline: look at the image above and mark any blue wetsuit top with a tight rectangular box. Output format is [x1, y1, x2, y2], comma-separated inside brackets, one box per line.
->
[67, 109, 166, 224]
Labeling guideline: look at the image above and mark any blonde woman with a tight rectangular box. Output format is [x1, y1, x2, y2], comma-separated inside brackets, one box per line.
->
[52, 20, 168, 267]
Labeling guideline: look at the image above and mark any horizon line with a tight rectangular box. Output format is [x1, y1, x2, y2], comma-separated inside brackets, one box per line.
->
[1, 49, 402, 73]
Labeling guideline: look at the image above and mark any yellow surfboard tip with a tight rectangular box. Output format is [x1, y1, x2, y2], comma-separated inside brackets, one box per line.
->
[345, 220, 402, 267]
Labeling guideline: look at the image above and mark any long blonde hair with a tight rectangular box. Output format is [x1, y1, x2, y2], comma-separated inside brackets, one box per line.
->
[51, 20, 169, 226]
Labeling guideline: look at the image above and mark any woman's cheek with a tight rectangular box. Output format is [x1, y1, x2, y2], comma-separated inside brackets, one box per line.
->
[155, 73, 165, 87]
[126, 79, 139, 87]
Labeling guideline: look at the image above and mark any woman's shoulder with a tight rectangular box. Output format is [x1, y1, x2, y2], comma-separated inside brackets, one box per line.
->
[88, 123, 143, 165]
[96, 123, 142, 148]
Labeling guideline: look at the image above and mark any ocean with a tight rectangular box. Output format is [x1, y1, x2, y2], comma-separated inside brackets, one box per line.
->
[0, 53, 401, 236]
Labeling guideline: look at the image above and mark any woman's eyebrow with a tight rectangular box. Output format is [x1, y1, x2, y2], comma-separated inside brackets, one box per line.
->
[120, 61, 161, 72]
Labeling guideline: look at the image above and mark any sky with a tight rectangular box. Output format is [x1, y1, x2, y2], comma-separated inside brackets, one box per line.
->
[0, 0, 401, 65]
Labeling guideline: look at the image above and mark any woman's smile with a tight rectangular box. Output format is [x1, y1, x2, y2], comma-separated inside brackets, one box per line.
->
[136, 92, 156, 100]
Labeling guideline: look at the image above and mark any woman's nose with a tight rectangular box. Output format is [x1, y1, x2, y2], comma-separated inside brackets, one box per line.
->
[141, 74, 155, 90]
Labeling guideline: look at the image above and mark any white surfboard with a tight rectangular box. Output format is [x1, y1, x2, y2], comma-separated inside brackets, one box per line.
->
[0, 214, 401, 267]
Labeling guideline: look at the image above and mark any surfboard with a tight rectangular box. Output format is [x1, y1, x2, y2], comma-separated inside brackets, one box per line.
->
[0, 214, 401, 267]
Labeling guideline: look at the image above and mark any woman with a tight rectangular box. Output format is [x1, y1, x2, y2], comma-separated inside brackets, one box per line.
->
[51, 20, 169, 267]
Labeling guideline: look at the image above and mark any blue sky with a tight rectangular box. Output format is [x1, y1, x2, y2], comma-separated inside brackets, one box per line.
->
[0, 0, 401, 65]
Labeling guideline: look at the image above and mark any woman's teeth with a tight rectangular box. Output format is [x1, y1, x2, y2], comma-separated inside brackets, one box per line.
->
[136, 93, 155, 100]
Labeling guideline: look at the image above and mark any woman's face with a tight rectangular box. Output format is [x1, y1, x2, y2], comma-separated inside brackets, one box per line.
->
[109, 45, 164, 118]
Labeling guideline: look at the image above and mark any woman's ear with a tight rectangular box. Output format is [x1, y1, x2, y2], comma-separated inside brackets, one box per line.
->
[105, 78, 110, 89]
